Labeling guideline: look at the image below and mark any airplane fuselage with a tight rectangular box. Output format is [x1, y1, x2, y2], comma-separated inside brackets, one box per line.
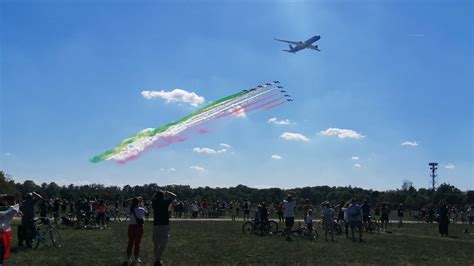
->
[291, 35, 321, 52]
[276, 35, 321, 53]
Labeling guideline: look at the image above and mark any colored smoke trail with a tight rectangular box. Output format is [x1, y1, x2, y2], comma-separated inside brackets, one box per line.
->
[91, 81, 289, 163]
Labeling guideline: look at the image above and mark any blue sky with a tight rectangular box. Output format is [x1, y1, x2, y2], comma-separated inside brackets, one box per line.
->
[1, 0, 472, 190]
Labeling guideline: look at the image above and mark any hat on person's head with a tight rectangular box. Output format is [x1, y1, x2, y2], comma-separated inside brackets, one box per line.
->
[308, 209, 313, 213]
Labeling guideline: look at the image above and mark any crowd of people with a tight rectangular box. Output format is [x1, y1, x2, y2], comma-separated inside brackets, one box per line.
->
[0, 191, 473, 265]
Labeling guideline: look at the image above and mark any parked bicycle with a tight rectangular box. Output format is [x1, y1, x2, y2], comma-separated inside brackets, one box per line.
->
[242, 219, 278, 235]
[318, 219, 342, 235]
[362, 216, 380, 233]
[291, 222, 319, 240]
[31, 217, 62, 249]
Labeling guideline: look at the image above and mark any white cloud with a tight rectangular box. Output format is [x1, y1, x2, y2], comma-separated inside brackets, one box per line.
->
[268, 117, 290, 125]
[220, 143, 231, 149]
[190, 165, 206, 172]
[401, 141, 418, 146]
[4, 152, 12, 157]
[280, 132, 310, 142]
[193, 147, 217, 154]
[141, 89, 205, 107]
[271, 154, 283, 160]
[320, 128, 364, 139]
[352, 156, 359, 160]
[445, 163, 455, 169]
[354, 163, 361, 168]
[193, 146, 228, 154]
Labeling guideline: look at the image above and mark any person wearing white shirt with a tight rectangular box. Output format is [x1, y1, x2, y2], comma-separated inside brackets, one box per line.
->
[126, 197, 146, 264]
[191, 201, 199, 219]
[0, 197, 20, 266]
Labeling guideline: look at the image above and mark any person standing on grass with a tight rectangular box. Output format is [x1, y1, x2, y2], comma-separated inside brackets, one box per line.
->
[467, 206, 474, 225]
[342, 203, 349, 238]
[321, 202, 335, 242]
[438, 202, 449, 237]
[305, 209, 314, 236]
[397, 204, 404, 228]
[243, 200, 250, 221]
[152, 190, 177, 266]
[191, 201, 199, 219]
[229, 200, 236, 221]
[348, 199, 363, 242]
[96, 200, 108, 229]
[126, 197, 145, 264]
[19, 192, 42, 248]
[283, 193, 296, 241]
[0, 196, 20, 266]
[277, 202, 284, 223]
[380, 203, 390, 232]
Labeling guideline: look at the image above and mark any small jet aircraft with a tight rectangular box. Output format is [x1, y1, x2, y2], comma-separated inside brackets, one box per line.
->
[257, 85, 264, 88]
[242, 89, 249, 92]
[250, 88, 256, 91]
[273, 81, 280, 83]
[287, 99, 293, 102]
[265, 83, 272, 86]
[277, 86, 284, 88]
[275, 35, 321, 53]
[280, 90, 287, 93]
[284, 94, 291, 97]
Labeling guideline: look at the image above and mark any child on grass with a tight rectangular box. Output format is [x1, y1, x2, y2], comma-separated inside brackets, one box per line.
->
[0, 196, 20, 266]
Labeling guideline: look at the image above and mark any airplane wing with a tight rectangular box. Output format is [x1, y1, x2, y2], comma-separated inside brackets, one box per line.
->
[308, 44, 321, 51]
[274, 38, 301, 45]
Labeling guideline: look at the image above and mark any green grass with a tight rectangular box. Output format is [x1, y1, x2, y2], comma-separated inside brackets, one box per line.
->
[7, 221, 474, 265]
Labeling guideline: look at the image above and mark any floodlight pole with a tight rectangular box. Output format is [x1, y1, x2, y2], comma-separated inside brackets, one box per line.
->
[428, 162, 438, 191]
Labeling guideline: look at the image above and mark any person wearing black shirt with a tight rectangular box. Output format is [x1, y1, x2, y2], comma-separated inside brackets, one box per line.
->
[19, 192, 42, 248]
[439, 203, 450, 237]
[397, 204, 404, 228]
[152, 190, 177, 266]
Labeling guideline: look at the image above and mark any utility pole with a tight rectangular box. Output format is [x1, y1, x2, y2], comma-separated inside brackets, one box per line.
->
[428, 162, 438, 191]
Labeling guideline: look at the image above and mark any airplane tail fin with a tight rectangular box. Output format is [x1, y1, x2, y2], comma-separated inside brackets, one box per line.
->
[289, 44, 294, 50]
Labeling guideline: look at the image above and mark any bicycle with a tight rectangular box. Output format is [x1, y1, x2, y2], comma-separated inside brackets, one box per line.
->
[242, 219, 278, 235]
[31, 217, 62, 249]
[318, 219, 342, 235]
[291, 222, 319, 240]
[362, 216, 380, 233]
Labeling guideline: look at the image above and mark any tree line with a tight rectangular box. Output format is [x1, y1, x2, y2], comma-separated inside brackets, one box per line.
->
[1, 171, 472, 209]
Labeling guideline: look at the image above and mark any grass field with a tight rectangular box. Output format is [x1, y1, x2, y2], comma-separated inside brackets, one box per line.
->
[8, 220, 474, 265]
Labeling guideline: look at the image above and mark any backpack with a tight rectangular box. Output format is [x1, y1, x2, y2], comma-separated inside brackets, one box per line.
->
[133, 209, 144, 225]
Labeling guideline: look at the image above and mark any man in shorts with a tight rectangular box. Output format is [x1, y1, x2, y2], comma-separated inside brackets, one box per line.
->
[152, 190, 177, 266]
[283, 193, 296, 241]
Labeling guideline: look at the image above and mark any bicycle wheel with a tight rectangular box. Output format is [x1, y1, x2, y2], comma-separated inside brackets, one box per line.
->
[268, 220, 279, 233]
[76, 217, 86, 229]
[313, 229, 319, 239]
[291, 229, 302, 237]
[242, 221, 254, 234]
[31, 235, 42, 249]
[50, 228, 62, 248]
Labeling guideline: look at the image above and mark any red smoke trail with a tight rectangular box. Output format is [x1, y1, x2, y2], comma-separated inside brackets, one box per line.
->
[263, 101, 286, 110]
